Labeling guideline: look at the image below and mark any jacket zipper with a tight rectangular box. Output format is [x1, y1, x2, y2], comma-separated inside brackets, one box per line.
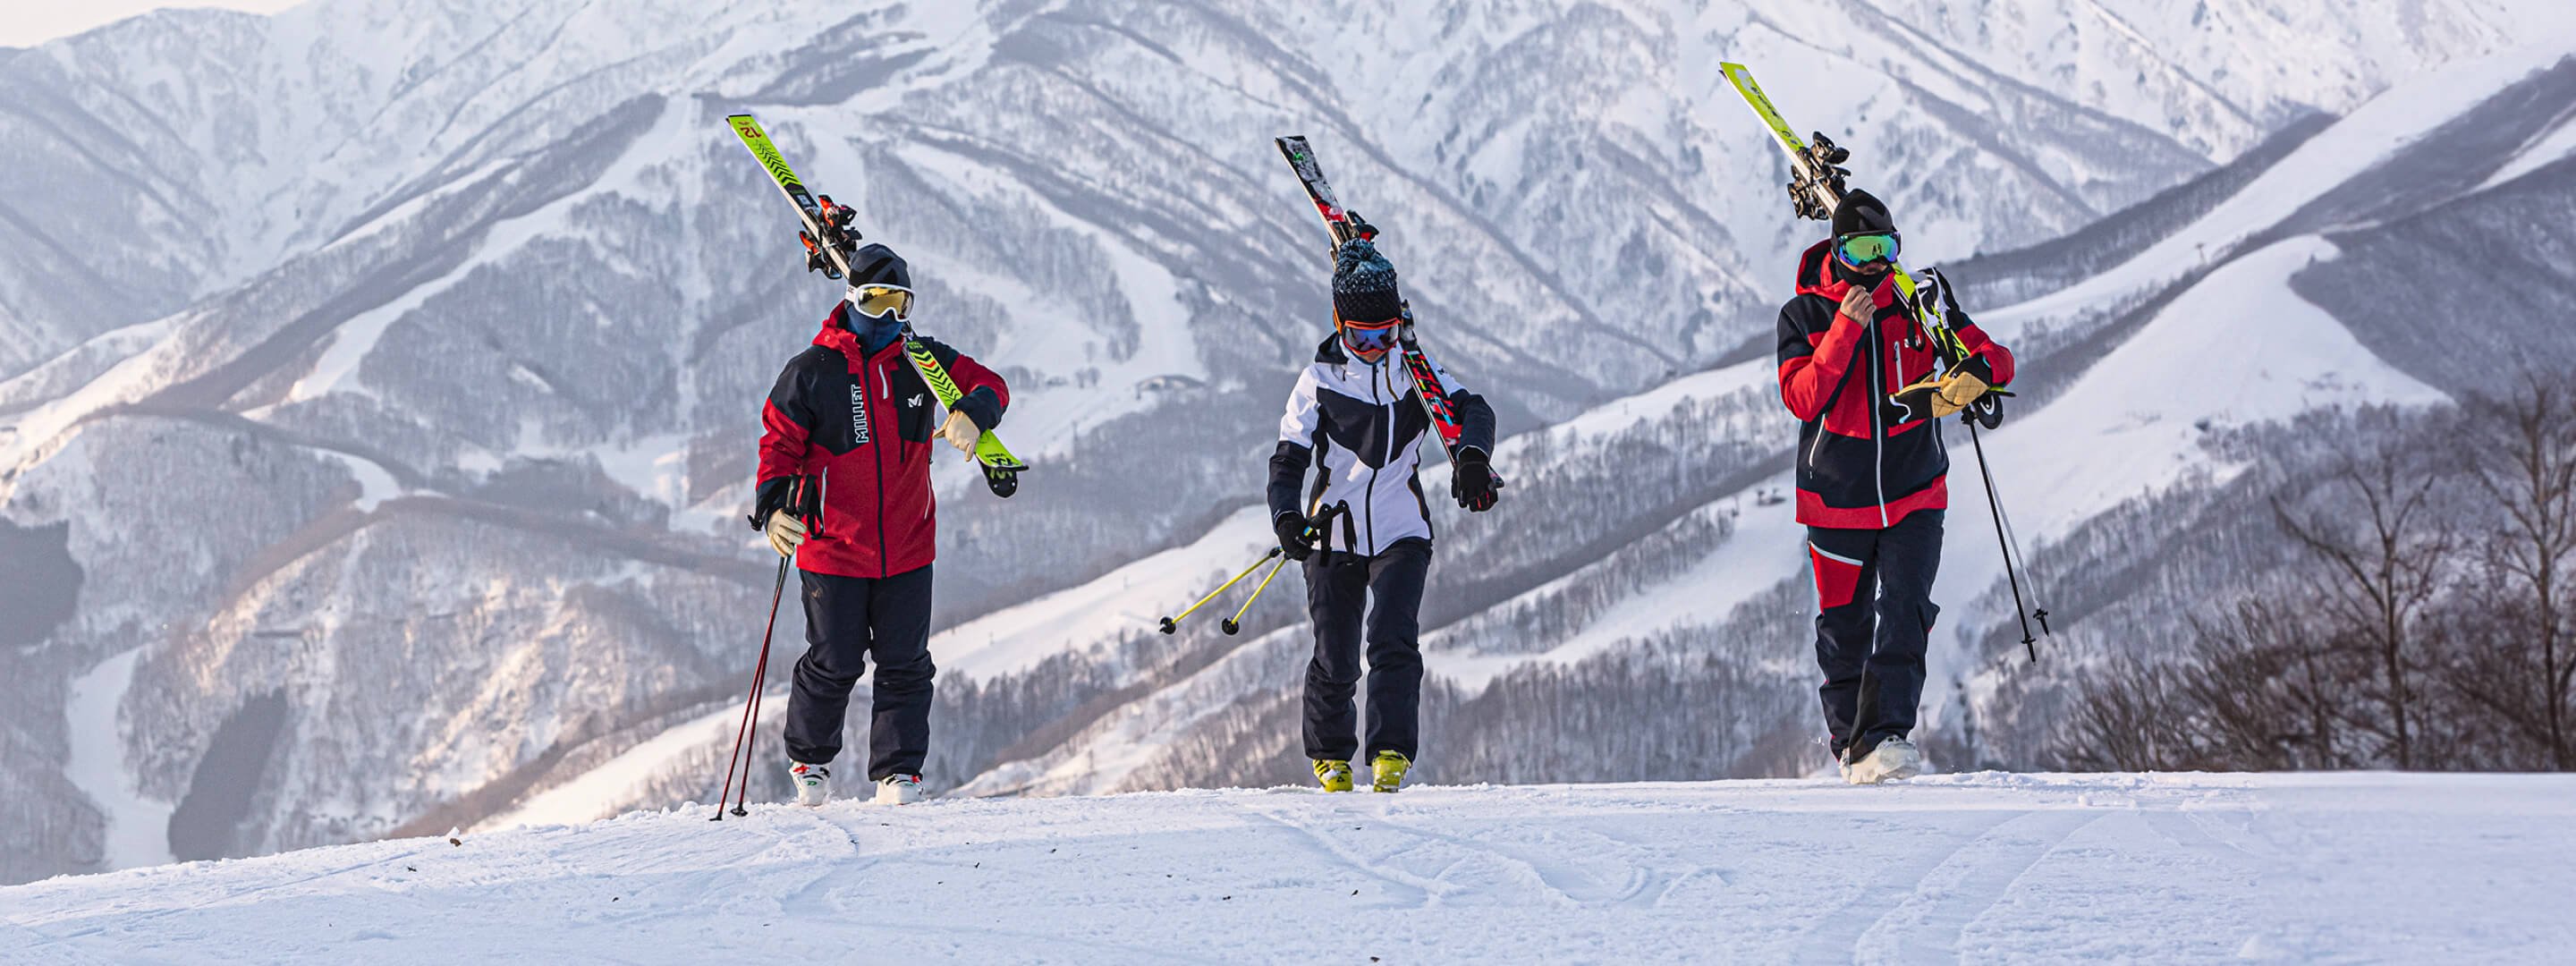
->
[1366, 361, 1394, 555]
[1868, 309, 1888, 527]
[867, 356, 889, 578]
[1804, 307, 1867, 472]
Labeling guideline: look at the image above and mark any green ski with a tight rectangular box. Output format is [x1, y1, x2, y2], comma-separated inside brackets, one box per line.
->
[726, 113, 1028, 497]
[1718, 62, 2009, 423]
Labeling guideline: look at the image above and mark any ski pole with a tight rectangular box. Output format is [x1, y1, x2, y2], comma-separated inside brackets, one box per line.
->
[1158, 548, 1282, 634]
[732, 645, 773, 817]
[1962, 418, 2043, 663]
[1973, 427, 2050, 636]
[1223, 555, 1292, 636]
[714, 474, 818, 819]
[713, 557, 790, 820]
[1219, 503, 1348, 635]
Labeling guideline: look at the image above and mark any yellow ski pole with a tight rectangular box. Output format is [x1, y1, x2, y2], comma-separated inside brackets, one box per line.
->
[1222, 555, 1293, 636]
[1219, 502, 1347, 635]
[1158, 548, 1281, 634]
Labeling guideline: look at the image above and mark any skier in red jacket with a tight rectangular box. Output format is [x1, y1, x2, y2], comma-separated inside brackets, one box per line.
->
[754, 243, 1009, 806]
[1775, 191, 2014, 784]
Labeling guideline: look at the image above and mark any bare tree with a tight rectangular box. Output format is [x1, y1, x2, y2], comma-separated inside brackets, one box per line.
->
[2453, 380, 2576, 767]
[2058, 601, 2355, 771]
[2271, 442, 2450, 768]
[2054, 653, 2196, 771]
[2048, 389, 2576, 774]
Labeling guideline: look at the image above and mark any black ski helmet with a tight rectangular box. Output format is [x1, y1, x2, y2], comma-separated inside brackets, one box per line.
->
[1828, 190, 1899, 286]
[1832, 190, 1895, 239]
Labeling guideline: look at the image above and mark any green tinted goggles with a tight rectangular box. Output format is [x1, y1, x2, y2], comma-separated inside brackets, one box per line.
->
[1835, 232, 1901, 267]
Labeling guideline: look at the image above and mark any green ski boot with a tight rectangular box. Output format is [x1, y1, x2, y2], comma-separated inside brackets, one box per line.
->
[1370, 751, 1411, 792]
[1314, 758, 1354, 792]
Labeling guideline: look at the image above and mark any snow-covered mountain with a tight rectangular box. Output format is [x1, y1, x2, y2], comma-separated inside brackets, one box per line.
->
[3, 0, 2570, 883]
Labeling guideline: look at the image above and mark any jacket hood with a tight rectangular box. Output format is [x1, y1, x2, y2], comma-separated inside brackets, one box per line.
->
[1312, 331, 1350, 365]
[1794, 239, 1847, 299]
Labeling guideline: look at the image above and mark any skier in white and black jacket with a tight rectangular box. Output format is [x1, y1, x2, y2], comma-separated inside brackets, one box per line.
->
[1267, 236, 1499, 793]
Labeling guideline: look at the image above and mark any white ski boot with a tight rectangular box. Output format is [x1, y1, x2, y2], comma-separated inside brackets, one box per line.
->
[875, 774, 926, 805]
[788, 760, 832, 806]
[1846, 738, 1924, 784]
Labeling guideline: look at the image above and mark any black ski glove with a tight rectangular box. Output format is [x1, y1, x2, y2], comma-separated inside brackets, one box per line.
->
[1452, 447, 1498, 513]
[1273, 511, 1315, 562]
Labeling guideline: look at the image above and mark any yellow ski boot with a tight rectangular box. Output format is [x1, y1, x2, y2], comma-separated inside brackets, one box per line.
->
[1313, 758, 1354, 792]
[1370, 751, 1411, 792]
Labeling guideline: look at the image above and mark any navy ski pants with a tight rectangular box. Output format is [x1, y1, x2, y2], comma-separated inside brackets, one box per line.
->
[1302, 538, 1431, 762]
[783, 564, 936, 780]
[1806, 510, 1943, 762]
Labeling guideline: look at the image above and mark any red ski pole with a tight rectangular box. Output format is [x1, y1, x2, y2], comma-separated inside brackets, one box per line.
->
[713, 558, 789, 820]
[714, 475, 815, 820]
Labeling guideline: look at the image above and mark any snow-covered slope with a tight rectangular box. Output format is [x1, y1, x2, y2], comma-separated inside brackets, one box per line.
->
[9, 773, 2572, 963]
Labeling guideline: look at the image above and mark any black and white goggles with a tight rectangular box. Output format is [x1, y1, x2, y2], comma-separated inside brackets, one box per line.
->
[847, 284, 914, 321]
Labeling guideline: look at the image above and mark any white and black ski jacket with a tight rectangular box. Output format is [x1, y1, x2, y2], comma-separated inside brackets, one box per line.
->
[1268, 335, 1496, 556]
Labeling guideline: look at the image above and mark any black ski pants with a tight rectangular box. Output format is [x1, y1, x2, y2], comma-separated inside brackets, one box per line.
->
[1806, 510, 1943, 763]
[1302, 538, 1432, 763]
[783, 564, 936, 780]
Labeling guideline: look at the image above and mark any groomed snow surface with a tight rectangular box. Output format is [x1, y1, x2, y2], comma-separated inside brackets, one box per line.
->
[4, 774, 2566, 963]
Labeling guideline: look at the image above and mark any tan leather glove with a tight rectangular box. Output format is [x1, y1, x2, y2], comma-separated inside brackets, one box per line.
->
[1938, 369, 1992, 407]
[765, 510, 808, 559]
[939, 410, 982, 454]
[1838, 284, 1875, 326]
[1894, 371, 1965, 420]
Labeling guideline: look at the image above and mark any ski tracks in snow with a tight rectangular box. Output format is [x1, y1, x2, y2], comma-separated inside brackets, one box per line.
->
[1233, 794, 1684, 911]
[6, 775, 2572, 963]
[1828, 809, 2106, 963]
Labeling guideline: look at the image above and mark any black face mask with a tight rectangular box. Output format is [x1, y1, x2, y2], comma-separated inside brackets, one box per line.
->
[1828, 253, 1889, 290]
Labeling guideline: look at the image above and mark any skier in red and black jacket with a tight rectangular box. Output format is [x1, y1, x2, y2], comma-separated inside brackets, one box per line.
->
[753, 243, 1009, 807]
[1775, 190, 2014, 784]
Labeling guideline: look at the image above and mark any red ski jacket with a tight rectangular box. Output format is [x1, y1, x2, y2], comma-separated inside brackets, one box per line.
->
[757, 304, 1009, 578]
[1775, 240, 2014, 530]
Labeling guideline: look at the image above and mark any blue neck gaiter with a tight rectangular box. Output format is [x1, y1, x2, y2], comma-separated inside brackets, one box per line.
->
[851, 307, 905, 355]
